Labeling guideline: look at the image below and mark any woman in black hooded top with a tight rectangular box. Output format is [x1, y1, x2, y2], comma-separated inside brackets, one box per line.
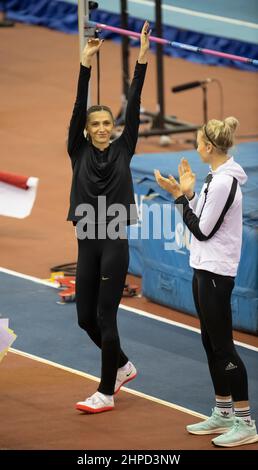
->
[67, 22, 149, 413]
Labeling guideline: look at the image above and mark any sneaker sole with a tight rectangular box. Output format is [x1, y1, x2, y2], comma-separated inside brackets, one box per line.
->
[114, 372, 137, 395]
[76, 404, 114, 414]
[212, 434, 258, 447]
[187, 427, 232, 435]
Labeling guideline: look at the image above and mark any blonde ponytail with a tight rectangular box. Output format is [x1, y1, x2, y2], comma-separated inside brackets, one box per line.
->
[201, 116, 239, 153]
[224, 116, 239, 133]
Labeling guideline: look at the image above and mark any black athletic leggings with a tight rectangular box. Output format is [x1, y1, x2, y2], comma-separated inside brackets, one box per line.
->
[76, 232, 129, 395]
[192, 269, 248, 402]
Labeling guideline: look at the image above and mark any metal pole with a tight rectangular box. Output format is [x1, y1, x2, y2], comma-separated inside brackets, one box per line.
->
[78, 1, 91, 106]
[78, 0, 89, 61]
[202, 85, 208, 124]
[154, 0, 165, 128]
[121, 0, 130, 100]
[115, 0, 130, 126]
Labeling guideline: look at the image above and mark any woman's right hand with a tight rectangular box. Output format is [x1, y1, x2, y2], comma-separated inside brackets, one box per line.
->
[178, 158, 196, 199]
[82, 38, 104, 67]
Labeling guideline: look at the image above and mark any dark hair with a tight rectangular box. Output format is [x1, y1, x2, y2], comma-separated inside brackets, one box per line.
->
[86, 105, 114, 126]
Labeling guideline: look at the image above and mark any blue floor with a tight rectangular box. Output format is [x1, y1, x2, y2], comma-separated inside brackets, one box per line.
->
[0, 271, 257, 421]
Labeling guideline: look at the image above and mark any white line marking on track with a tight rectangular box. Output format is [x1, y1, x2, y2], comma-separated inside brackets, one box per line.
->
[1, 266, 257, 352]
[119, 304, 258, 352]
[2, 267, 257, 418]
[10, 347, 207, 419]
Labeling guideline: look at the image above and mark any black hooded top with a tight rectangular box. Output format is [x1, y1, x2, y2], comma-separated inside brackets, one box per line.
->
[67, 61, 147, 225]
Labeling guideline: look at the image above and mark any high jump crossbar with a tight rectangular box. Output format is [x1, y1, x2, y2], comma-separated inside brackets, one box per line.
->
[84, 20, 258, 66]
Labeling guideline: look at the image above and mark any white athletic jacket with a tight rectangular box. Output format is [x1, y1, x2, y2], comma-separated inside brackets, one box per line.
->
[174, 157, 248, 276]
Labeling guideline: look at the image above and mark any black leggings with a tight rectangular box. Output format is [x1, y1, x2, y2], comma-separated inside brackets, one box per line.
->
[76, 234, 129, 395]
[192, 269, 248, 402]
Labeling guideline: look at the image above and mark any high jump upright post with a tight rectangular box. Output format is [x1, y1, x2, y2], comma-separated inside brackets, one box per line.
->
[78, 1, 99, 106]
[78, 0, 89, 60]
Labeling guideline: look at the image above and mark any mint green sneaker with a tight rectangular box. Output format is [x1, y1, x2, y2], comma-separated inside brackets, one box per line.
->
[212, 418, 258, 447]
[186, 408, 235, 435]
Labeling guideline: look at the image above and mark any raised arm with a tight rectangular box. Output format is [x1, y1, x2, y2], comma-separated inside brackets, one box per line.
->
[67, 38, 104, 159]
[120, 21, 150, 156]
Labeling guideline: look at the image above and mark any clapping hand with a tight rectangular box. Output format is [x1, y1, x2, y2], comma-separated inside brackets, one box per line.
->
[154, 169, 183, 200]
[178, 159, 196, 199]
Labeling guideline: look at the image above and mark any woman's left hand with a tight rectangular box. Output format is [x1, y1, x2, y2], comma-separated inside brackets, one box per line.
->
[154, 169, 183, 200]
[138, 21, 150, 63]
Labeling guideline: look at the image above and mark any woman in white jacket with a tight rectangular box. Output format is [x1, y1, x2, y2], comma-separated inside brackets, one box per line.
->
[155, 117, 258, 448]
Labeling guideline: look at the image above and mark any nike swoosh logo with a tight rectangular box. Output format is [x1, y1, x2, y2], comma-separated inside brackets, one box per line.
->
[102, 277, 109, 281]
[126, 370, 132, 377]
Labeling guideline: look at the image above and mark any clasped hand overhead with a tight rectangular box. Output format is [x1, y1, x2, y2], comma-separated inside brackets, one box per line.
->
[82, 21, 151, 67]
